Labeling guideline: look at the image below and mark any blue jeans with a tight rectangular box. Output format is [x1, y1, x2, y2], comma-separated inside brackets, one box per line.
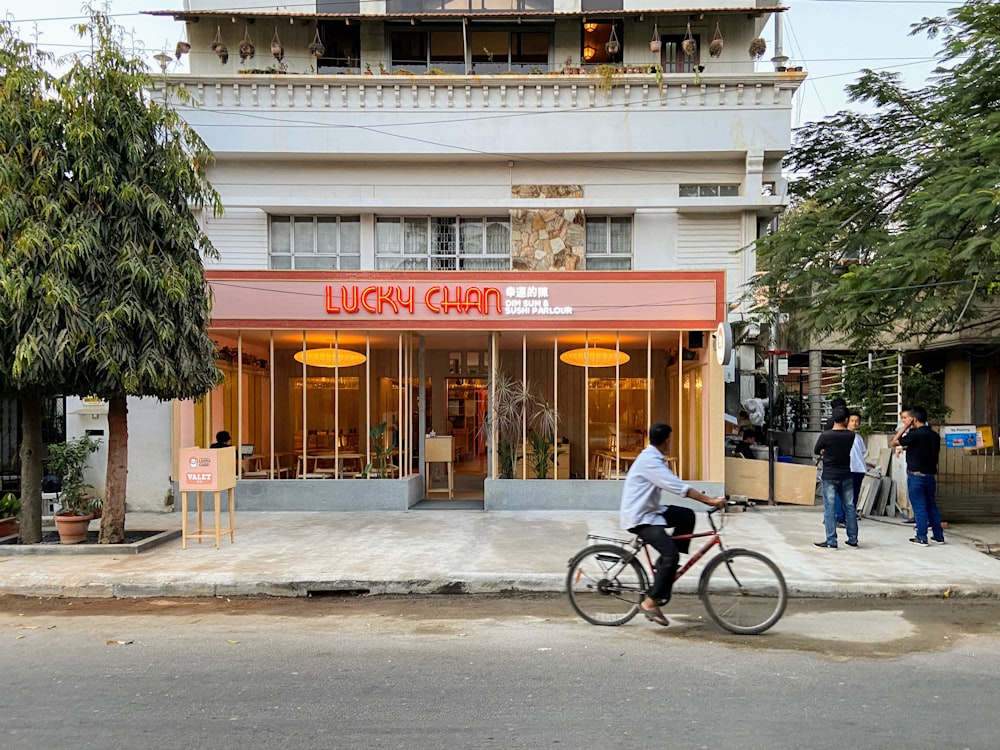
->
[822, 477, 858, 546]
[907, 473, 944, 542]
[836, 473, 864, 523]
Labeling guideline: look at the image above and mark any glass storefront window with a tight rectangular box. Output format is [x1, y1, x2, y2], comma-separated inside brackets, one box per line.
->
[196, 328, 711, 485]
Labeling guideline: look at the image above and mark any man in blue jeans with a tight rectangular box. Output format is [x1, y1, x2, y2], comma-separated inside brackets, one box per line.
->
[892, 406, 944, 546]
[813, 405, 860, 549]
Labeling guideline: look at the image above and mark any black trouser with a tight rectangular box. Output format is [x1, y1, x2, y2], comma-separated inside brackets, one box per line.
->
[631, 506, 696, 604]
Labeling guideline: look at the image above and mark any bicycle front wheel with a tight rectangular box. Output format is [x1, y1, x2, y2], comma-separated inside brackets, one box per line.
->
[566, 544, 649, 626]
[698, 548, 787, 635]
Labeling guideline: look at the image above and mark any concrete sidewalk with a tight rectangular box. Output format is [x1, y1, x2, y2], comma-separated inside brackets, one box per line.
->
[1, 506, 999, 599]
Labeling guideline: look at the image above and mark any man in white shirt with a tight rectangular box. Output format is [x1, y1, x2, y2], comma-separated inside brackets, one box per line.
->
[620, 423, 726, 627]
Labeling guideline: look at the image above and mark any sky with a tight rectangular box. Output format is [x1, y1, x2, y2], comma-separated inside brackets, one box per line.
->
[2, 0, 956, 126]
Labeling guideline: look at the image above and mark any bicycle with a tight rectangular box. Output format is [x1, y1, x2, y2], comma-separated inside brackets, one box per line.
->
[566, 505, 787, 635]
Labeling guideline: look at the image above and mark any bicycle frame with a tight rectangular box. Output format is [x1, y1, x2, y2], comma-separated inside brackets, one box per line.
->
[649, 528, 723, 582]
[585, 508, 727, 584]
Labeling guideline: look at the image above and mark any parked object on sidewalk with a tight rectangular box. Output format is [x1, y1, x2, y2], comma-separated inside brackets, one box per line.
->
[46, 437, 102, 544]
[0, 492, 20, 538]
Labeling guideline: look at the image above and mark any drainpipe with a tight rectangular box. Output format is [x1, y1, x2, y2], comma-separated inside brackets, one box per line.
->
[463, 17, 469, 74]
[771, 12, 789, 71]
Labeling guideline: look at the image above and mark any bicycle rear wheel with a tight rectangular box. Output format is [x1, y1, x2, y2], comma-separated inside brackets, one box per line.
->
[566, 544, 649, 626]
[698, 548, 787, 635]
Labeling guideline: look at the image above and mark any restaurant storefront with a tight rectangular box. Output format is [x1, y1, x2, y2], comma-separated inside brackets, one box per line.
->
[177, 270, 728, 510]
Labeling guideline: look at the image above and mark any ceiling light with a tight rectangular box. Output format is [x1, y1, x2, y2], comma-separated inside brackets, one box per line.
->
[560, 347, 630, 368]
[294, 347, 367, 368]
[582, 44, 597, 62]
[583, 22, 598, 33]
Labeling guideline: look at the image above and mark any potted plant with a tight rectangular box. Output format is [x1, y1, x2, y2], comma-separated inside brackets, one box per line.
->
[480, 368, 557, 479]
[46, 435, 102, 544]
[362, 422, 397, 478]
[0, 492, 20, 538]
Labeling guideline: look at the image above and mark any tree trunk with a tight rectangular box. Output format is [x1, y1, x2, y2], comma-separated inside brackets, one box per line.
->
[98, 394, 128, 544]
[18, 394, 44, 544]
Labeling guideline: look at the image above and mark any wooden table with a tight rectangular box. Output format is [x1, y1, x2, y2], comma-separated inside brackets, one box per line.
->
[297, 453, 364, 479]
[594, 450, 639, 479]
[242, 453, 294, 479]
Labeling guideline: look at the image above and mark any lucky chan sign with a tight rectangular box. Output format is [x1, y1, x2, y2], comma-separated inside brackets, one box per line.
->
[206, 271, 725, 331]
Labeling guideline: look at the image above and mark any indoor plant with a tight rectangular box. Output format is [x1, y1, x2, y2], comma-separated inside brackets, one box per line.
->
[480, 368, 557, 479]
[0, 492, 20, 538]
[46, 435, 102, 544]
[362, 421, 397, 478]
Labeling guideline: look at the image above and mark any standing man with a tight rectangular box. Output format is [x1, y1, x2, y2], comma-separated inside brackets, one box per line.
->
[813, 405, 860, 549]
[620, 423, 726, 627]
[840, 410, 870, 522]
[892, 406, 945, 546]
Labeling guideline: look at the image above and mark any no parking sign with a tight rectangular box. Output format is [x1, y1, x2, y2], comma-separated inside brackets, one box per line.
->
[943, 425, 977, 448]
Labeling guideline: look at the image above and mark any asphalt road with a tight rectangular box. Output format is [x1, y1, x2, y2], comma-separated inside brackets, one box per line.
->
[3, 594, 998, 749]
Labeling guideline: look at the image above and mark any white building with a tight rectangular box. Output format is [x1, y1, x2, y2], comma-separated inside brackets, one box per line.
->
[113, 0, 804, 511]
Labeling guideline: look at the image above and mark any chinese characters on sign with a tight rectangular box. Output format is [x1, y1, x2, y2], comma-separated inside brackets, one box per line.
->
[323, 284, 572, 317]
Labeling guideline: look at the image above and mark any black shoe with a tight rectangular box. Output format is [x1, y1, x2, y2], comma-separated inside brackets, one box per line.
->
[931, 538, 946, 545]
[846, 541, 859, 548]
[909, 537, 929, 546]
[836, 522, 846, 528]
[813, 541, 838, 549]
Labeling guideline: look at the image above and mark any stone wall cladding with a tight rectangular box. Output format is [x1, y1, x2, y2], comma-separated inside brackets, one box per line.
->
[510, 185, 586, 271]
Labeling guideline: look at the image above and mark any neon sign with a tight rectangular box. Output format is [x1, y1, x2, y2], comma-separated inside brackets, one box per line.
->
[324, 284, 573, 317]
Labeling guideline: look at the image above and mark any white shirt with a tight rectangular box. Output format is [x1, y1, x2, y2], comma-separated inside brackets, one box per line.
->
[850, 434, 867, 473]
[619, 444, 692, 530]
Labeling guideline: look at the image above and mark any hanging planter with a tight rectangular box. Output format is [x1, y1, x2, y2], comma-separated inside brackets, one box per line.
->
[709, 23, 724, 58]
[605, 25, 620, 57]
[308, 28, 326, 58]
[239, 27, 255, 64]
[174, 38, 190, 60]
[649, 23, 661, 54]
[210, 27, 228, 64]
[271, 28, 284, 61]
[682, 22, 697, 58]
[749, 37, 767, 61]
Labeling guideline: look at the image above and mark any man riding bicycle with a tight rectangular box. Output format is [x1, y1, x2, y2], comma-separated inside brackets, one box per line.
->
[620, 423, 727, 627]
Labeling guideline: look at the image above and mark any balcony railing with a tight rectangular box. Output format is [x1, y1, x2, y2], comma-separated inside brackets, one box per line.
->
[155, 70, 805, 112]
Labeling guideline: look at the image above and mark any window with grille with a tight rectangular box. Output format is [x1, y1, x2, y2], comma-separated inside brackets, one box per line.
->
[679, 184, 740, 197]
[269, 216, 361, 270]
[585, 216, 632, 270]
[376, 217, 511, 270]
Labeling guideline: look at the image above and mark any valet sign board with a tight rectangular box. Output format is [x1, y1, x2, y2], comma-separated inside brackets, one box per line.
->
[943, 426, 977, 449]
[178, 448, 236, 491]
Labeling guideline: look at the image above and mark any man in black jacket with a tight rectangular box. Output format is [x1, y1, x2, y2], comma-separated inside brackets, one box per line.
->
[892, 406, 944, 546]
[813, 405, 860, 549]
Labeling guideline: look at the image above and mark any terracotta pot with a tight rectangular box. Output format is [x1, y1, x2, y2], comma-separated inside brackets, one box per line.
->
[649, 40, 661, 53]
[54, 513, 93, 544]
[0, 517, 18, 538]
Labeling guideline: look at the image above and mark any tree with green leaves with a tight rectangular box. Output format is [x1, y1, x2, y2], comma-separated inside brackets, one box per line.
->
[749, 0, 1000, 351]
[0, 10, 222, 543]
